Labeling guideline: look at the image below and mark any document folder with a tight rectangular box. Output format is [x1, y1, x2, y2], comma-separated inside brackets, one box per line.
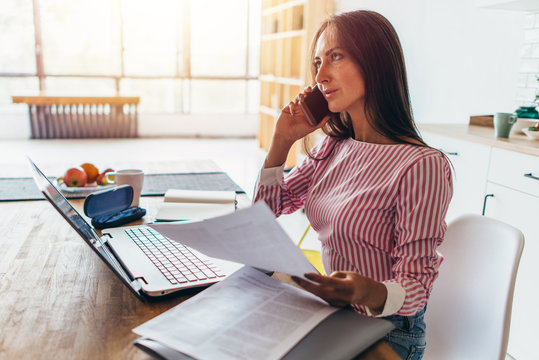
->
[134, 308, 394, 360]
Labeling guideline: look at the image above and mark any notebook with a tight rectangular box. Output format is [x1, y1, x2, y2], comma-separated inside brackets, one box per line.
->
[28, 158, 242, 299]
[155, 189, 237, 221]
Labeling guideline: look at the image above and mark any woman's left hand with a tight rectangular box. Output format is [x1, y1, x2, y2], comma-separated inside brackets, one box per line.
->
[292, 271, 388, 313]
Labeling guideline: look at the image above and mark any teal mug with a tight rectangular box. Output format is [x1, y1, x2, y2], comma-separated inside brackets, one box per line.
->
[494, 112, 517, 138]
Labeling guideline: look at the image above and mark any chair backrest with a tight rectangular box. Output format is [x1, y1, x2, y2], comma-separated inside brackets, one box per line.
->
[423, 214, 524, 360]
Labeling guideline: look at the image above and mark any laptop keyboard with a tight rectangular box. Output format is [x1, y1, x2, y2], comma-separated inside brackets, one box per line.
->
[126, 227, 226, 285]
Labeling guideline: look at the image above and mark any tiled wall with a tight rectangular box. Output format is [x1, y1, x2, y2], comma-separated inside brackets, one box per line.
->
[518, 12, 539, 106]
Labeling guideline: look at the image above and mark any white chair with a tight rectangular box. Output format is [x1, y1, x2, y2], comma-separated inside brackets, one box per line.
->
[423, 214, 524, 360]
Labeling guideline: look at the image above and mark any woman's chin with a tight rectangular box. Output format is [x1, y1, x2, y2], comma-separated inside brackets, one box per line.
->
[328, 104, 342, 113]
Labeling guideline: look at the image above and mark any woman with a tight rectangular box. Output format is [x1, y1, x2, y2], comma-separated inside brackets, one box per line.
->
[253, 10, 453, 359]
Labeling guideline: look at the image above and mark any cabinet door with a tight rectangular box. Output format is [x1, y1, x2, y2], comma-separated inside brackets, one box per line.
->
[484, 182, 539, 360]
[422, 131, 491, 222]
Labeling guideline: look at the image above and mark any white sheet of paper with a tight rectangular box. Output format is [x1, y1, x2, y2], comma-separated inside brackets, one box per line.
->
[149, 201, 317, 277]
[133, 266, 338, 360]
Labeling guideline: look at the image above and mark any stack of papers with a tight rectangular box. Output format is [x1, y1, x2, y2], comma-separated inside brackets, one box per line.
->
[134, 266, 338, 360]
[134, 203, 394, 360]
[155, 189, 237, 221]
[138, 202, 327, 359]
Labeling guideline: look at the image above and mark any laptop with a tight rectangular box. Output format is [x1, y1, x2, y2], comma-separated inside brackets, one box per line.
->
[28, 158, 242, 300]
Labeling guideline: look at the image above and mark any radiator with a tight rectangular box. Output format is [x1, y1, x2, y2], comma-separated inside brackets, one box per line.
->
[12, 96, 140, 139]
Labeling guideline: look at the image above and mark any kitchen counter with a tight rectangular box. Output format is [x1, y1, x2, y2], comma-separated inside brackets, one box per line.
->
[419, 123, 539, 157]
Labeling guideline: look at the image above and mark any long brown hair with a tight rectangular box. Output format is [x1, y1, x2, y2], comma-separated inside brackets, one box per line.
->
[305, 10, 426, 157]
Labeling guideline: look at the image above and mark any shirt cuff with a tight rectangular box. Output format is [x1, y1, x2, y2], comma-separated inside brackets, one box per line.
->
[365, 282, 406, 317]
[258, 163, 286, 186]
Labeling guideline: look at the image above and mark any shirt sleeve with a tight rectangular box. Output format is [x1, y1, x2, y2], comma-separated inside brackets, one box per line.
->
[366, 282, 406, 317]
[253, 136, 336, 217]
[386, 153, 453, 316]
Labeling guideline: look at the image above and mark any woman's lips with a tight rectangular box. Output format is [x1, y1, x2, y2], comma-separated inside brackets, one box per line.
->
[324, 89, 337, 99]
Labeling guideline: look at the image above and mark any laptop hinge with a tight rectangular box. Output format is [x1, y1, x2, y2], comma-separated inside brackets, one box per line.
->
[131, 278, 143, 291]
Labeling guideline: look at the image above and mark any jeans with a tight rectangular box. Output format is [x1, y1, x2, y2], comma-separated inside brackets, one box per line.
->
[383, 306, 427, 360]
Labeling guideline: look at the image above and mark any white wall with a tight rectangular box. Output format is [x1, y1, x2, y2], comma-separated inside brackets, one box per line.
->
[518, 11, 539, 104]
[336, 0, 526, 124]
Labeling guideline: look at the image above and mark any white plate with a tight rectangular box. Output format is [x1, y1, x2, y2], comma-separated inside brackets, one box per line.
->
[512, 118, 539, 134]
[57, 180, 116, 193]
[522, 128, 539, 140]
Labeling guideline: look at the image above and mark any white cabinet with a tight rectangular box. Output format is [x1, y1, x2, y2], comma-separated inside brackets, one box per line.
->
[422, 131, 491, 221]
[483, 182, 539, 360]
[488, 147, 539, 198]
[423, 130, 538, 359]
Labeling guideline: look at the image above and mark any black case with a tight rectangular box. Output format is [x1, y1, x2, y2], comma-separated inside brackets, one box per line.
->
[83, 185, 146, 229]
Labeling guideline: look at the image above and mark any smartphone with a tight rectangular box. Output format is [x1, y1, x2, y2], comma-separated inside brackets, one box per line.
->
[299, 86, 332, 126]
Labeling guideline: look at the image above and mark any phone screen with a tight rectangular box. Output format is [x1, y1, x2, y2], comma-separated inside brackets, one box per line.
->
[299, 86, 331, 126]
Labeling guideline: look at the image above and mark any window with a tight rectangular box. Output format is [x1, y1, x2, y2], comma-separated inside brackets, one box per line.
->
[0, 0, 260, 116]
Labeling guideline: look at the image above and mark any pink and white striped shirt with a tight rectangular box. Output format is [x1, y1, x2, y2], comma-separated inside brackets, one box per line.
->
[254, 136, 453, 316]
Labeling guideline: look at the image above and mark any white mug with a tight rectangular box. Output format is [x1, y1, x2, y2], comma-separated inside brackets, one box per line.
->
[105, 169, 144, 207]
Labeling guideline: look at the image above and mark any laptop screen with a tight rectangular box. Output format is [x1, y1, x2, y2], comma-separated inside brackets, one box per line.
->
[28, 158, 142, 298]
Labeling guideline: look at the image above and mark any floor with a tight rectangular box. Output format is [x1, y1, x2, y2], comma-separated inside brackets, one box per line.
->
[0, 137, 320, 251]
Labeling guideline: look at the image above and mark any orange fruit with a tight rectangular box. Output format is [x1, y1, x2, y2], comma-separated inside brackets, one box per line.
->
[80, 163, 99, 184]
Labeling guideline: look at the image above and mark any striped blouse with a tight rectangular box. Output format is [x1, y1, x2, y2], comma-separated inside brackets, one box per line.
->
[254, 136, 453, 316]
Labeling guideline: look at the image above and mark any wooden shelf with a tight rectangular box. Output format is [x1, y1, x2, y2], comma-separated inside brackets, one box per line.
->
[258, 0, 334, 168]
[260, 105, 280, 117]
[262, 0, 306, 14]
[261, 30, 306, 41]
[259, 74, 304, 86]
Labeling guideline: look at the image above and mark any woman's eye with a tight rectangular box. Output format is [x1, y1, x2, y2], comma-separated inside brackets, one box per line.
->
[331, 52, 343, 61]
[313, 61, 321, 70]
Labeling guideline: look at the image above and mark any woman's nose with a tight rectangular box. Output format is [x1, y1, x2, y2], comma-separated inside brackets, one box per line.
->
[315, 62, 329, 84]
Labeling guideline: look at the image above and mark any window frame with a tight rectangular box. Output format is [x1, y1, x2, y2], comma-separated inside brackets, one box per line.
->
[0, 0, 259, 115]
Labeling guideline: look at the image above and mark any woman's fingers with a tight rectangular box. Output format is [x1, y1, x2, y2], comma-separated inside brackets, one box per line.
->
[292, 273, 356, 304]
[292, 276, 343, 305]
[287, 102, 294, 115]
[304, 272, 342, 286]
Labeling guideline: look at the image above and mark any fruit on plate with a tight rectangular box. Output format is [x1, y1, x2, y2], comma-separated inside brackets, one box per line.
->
[80, 163, 99, 184]
[96, 168, 114, 185]
[63, 167, 88, 187]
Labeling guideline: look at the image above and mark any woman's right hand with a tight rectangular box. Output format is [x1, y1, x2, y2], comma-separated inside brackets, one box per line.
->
[264, 86, 331, 168]
[273, 86, 330, 145]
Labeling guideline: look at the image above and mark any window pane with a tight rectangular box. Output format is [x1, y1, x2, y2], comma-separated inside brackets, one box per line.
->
[0, 0, 36, 73]
[190, 80, 246, 113]
[45, 77, 117, 96]
[120, 78, 182, 113]
[0, 77, 39, 113]
[248, 0, 261, 77]
[122, 0, 178, 76]
[247, 80, 260, 114]
[190, 0, 248, 76]
[40, 0, 121, 75]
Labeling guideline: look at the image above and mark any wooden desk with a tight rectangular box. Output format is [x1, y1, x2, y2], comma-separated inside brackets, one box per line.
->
[0, 192, 398, 359]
